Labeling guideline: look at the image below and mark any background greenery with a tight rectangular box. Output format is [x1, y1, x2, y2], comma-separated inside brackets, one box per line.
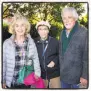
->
[2, 2, 88, 41]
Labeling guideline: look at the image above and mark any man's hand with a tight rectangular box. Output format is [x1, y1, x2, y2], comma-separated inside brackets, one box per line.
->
[47, 61, 55, 68]
[80, 77, 87, 86]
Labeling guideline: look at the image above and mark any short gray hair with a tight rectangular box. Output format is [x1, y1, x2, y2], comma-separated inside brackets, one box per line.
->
[61, 7, 79, 21]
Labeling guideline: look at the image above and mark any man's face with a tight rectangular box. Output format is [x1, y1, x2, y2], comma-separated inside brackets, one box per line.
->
[62, 11, 76, 30]
[37, 25, 49, 39]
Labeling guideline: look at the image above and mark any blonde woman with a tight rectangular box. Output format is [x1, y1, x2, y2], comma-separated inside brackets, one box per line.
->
[3, 13, 41, 89]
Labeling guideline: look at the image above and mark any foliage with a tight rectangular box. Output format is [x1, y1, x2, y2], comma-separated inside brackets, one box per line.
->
[3, 2, 88, 40]
[3, 22, 8, 27]
[79, 14, 88, 28]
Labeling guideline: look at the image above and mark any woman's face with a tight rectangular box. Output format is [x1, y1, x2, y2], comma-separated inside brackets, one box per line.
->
[62, 11, 76, 30]
[37, 25, 49, 39]
[14, 19, 26, 36]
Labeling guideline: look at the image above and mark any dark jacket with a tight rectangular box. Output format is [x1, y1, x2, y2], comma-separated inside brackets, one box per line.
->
[59, 23, 88, 84]
[34, 36, 60, 79]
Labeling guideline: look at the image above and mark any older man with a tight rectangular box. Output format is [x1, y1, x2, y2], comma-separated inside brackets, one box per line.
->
[59, 7, 88, 88]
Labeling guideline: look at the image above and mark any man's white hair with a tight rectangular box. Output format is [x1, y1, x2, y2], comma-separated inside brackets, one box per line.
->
[61, 7, 79, 21]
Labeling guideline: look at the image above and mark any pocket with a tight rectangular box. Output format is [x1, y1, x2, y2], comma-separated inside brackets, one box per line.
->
[47, 66, 56, 73]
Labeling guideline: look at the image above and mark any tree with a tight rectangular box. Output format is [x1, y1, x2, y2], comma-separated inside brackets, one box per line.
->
[79, 14, 88, 28]
[3, 2, 88, 40]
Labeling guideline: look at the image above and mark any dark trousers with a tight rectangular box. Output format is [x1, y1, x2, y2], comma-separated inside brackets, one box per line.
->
[6, 84, 31, 89]
[61, 81, 79, 88]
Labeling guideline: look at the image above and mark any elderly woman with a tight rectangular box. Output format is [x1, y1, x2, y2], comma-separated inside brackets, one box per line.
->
[34, 21, 60, 88]
[3, 13, 41, 89]
[59, 7, 88, 88]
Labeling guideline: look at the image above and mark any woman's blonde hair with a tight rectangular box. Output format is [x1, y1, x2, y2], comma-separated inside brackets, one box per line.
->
[9, 13, 31, 34]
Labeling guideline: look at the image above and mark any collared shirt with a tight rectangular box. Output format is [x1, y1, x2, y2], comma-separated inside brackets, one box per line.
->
[65, 29, 70, 38]
[12, 38, 28, 85]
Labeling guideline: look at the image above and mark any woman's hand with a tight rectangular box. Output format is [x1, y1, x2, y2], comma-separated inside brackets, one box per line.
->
[34, 74, 39, 81]
[2, 83, 6, 88]
[47, 61, 55, 68]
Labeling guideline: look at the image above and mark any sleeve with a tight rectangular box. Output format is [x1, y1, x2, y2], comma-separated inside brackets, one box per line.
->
[81, 30, 88, 80]
[52, 40, 59, 65]
[59, 31, 63, 65]
[3, 41, 7, 84]
[32, 40, 41, 77]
